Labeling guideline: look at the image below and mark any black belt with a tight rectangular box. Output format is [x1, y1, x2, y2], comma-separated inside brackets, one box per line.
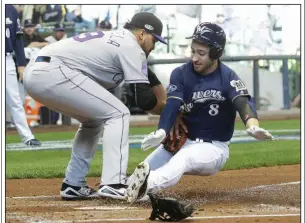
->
[188, 136, 212, 143]
[35, 56, 51, 63]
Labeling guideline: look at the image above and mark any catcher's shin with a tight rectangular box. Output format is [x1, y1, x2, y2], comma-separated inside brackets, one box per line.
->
[162, 126, 187, 154]
[148, 194, 195, 221]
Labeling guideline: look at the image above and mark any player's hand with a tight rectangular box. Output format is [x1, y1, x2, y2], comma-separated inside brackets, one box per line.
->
[246, 126, 274, 140]
[141, 129, 167, 151]
[171, 113, 188, 140]
[17, 66, 25, 81]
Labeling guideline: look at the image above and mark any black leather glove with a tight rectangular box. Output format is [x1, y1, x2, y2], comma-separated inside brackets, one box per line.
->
[148, 194, 195, 221]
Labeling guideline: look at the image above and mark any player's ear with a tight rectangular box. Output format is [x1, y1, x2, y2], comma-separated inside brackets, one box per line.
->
[139, 29, 146, 40]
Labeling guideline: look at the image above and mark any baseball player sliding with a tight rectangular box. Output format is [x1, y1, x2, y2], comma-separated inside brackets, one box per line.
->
[126, 22, 274, 203]
[23, 12, 167, 200]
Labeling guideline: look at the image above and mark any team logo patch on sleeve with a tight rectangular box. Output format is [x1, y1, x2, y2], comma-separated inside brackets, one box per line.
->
[17, 18, 21, 29]
[142, 62, 148, 76]
[6, 17, 12, 24]
[166, 84, 177, 93]
[6, 28, 10, 38]
[230, 80, 247, 92]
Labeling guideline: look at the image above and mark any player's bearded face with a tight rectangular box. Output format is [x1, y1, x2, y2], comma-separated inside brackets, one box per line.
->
[24, 27, 35, 36]
[55, 31, 65, 40]
[190, 41, 214, 74]
[140, 33, 156, 57]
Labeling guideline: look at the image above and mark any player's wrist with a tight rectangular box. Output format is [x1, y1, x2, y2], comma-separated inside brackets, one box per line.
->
[246, 118, 259, 129]
[157, 129, 166, 136]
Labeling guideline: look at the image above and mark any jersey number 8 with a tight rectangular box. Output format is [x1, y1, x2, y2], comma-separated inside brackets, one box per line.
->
[209, 104, 219, 116]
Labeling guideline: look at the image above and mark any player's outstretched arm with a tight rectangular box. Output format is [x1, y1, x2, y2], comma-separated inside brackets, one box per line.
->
[233, 96, 273, 140]
[141, 67, 185, 150]
[141, 98, 182, 150]
[245, 118, 274, 141]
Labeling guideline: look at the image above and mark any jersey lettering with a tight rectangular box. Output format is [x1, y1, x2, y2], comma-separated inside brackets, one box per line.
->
[73, 31, 105, 42]
[107, 39, 120, 47]
[192, 89, 225, 103]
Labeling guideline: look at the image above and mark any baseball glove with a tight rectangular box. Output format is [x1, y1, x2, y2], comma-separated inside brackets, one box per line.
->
[162, 126, 187, 154]
[148, 194, 195, 222]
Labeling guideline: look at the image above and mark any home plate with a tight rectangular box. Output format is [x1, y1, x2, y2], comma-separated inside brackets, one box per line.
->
[75, 206, 138, 210]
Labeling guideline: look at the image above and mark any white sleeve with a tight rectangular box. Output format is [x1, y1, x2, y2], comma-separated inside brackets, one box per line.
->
[117, 47, 149, 84]
[45, 36, 55, 43]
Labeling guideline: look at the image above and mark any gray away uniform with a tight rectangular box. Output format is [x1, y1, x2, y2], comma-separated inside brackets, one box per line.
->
[24, 29, 149, 186]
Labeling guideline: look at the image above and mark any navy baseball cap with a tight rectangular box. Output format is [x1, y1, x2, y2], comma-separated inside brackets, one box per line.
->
[54, 23, 65, 31]
[125, 12, 168, 45]
[24, 19, 35, 28]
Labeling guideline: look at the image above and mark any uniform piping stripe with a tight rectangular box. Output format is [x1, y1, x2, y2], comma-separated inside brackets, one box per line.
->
[58, 65, 123, 114]
[119, 113, 124, 183]
[58, 65, 124, 185]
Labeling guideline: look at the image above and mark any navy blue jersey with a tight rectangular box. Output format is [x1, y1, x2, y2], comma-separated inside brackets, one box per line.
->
[166, 61, 250, 142]
[5, 5, 26, 66]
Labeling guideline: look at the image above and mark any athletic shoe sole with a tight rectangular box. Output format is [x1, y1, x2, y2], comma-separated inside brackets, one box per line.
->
[126, 162, 150, 203]
[97, 186, 126, 200]
[60, 188, 98, 200]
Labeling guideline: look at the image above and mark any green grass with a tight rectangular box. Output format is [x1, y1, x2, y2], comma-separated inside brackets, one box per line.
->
[5, 119, 300, 144]
[5, 119, 300, 179]
[6, 132, 76, 144]
[5, 126, 158, 144]
[224, 140, 300, 169]
[6, 140, 300, 179]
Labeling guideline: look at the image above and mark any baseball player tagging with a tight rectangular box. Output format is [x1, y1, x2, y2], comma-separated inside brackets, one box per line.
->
[24, 12, 167, 200]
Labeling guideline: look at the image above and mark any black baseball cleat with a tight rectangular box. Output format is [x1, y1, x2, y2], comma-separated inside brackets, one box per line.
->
[25, 139, 41, 146]
[60, 182, 98, 200]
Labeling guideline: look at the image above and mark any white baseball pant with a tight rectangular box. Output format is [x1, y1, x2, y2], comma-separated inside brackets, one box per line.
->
[6, 54, 34, 143]
[128, 139, 229, 193]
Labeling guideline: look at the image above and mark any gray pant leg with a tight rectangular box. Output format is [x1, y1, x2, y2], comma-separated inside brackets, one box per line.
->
[101, 112, 129, 185]
[64, 121, 103, 186]
[24, 59, 130, 187]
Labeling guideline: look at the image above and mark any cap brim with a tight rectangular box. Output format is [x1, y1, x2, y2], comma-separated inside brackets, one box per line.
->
[152, 33, 168, 45]
[55, 29, 65, 31]
[185, 35, 195, 39]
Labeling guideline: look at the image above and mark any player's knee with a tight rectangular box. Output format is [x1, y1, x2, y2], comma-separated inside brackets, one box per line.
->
[122, 107, 130, 117]
[113, 107, 130, 119]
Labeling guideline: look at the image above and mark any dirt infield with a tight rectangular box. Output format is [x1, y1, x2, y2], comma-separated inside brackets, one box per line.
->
[6, 165, 300, 223]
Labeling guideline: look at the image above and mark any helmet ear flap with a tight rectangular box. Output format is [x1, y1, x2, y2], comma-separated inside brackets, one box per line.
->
[189, 23, 226, 60]
[209, 46, 223, 60]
